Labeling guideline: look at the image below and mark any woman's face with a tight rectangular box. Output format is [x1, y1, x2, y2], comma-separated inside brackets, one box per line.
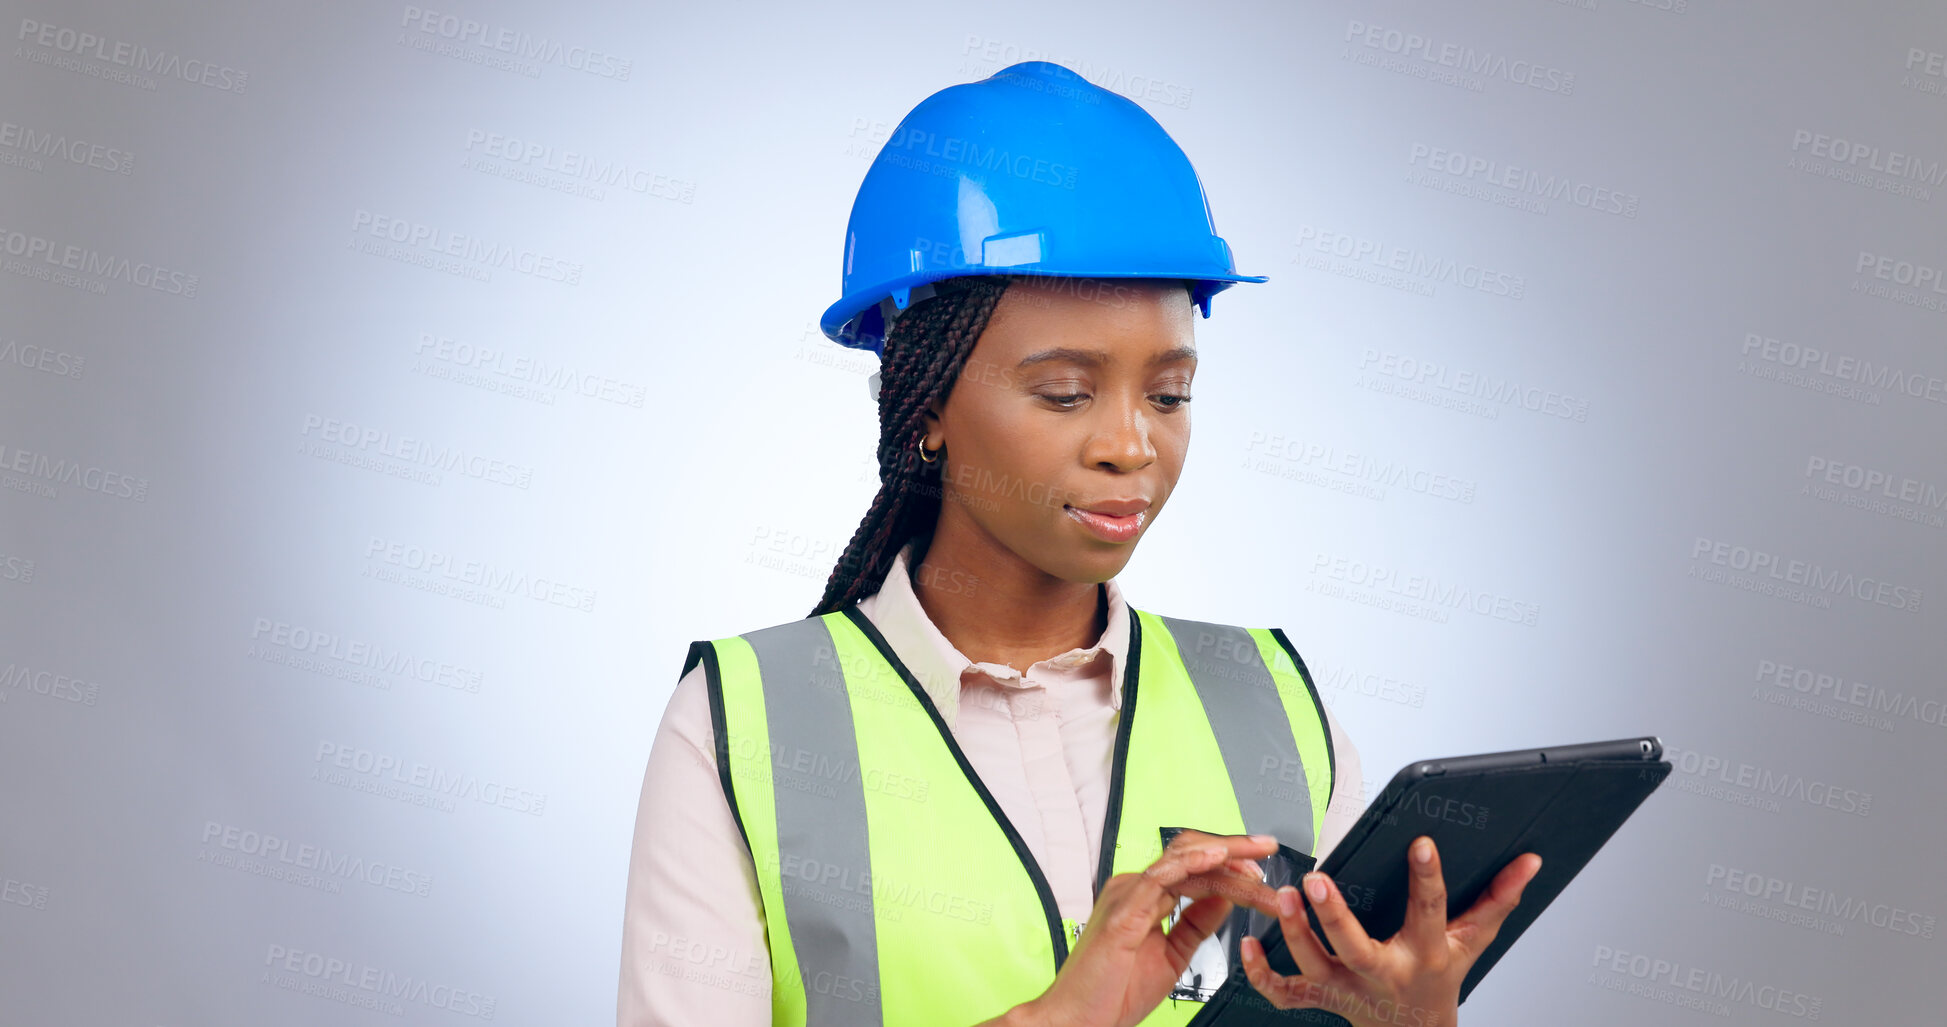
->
[925, 276, 1196, 584]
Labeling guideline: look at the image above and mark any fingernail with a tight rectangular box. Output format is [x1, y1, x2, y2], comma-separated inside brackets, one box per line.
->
[1303, 874, 1327, 903]
[1249, 833, 1278, 846]
[1279, 885, 1301, 916]
[1413, 837, 1433, 864]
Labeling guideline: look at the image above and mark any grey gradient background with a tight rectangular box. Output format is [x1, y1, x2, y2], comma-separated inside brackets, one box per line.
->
[2, 0, 1943, 1023]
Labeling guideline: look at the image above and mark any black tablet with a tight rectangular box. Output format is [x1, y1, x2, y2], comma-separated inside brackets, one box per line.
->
[1174, 736, 1671, 1024]
[1254, 735, 1671, 1005]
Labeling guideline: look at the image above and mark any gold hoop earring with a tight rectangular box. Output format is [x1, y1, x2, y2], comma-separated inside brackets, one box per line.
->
[916, 436, 941, 463]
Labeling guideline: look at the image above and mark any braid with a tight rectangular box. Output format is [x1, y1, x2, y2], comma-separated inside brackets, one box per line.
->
[809, 276, 1013, 616]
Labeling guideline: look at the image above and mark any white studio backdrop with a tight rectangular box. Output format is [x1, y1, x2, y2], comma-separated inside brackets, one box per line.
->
[2, 0, 1943, 1023]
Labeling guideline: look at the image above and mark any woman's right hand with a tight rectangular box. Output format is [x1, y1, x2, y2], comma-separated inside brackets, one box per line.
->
[990, 829, 1284, 1027]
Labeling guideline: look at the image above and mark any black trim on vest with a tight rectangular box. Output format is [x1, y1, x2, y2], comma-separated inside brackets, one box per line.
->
[1267, 627, 1336, 807]
[839, 605, 1073, 971]
[1093, 604, 1142, 898]
[696, 639, 755, 860]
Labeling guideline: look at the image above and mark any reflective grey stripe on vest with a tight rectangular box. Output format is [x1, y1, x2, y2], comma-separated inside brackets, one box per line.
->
[1157, 616, 1314, 855]
[743, 617, 883, 1026]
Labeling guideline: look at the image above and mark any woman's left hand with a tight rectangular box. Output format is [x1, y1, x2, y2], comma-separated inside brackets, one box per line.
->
[1236, 836, 1541, 1027]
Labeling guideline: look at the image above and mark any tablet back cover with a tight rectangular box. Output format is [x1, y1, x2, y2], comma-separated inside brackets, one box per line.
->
[1316, 757, 1671, 1003]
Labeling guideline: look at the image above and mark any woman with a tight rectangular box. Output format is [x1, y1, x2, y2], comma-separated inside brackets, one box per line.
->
[620, 62, 1539, 1027]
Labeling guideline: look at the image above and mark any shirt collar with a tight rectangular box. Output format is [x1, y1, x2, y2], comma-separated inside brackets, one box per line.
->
[855, 539, 1132, 728]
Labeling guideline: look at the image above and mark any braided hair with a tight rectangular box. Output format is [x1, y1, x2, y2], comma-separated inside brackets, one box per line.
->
[808, 276, 1198, 617]
[809, 275, 1014, 616]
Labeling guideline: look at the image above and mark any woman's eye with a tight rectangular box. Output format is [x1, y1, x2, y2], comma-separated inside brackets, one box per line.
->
[1038, 392, 1190, 409]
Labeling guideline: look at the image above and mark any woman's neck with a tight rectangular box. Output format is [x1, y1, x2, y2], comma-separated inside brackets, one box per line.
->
[907, 528, 1108, 675]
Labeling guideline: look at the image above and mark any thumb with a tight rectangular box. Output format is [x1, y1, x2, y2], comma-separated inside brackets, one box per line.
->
[1101, 876, 1180, 950]
[1163, 894, 1233, 969]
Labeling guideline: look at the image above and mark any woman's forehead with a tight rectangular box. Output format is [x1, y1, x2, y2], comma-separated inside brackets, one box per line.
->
[980, 278, 1197, 357]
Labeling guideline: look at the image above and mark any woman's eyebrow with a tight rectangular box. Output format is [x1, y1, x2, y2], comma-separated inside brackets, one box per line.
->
[1016, 345, 1199, 368]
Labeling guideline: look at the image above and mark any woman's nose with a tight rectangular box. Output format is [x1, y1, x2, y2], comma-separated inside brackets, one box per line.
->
[1088, 402, 1158, 471]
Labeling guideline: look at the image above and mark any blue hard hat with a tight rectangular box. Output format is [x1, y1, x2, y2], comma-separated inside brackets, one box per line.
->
[821, 60, 1267, 355]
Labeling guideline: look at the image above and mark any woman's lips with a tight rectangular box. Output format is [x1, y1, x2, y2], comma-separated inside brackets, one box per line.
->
[1064, 505, 1145, 543]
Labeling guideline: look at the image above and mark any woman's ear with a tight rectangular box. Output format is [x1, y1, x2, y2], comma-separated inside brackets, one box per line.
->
[922, 397, 946, 444]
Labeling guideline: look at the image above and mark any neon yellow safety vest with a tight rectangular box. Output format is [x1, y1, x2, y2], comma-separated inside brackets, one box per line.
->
[689, 603, 1336, 1026]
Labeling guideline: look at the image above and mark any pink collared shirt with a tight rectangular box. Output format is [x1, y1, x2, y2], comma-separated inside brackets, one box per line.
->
[618, 541, 1363, 1026]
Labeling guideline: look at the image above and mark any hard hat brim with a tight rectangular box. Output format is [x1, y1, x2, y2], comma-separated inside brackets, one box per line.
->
[821, 268, 1269, 353]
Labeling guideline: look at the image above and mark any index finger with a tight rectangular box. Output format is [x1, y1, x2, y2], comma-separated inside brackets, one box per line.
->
[1161, 829, 1282, 859]
[1298, 871, 1383, 977]
[1144, 831, 1280, 887]
[1143, 833, 1283, 913]
[1400, 836, 1448, 958]
[1448, 851, 1542, 956]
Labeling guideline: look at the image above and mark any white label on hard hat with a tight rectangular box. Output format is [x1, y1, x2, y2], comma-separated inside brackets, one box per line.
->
[983, 231, 1043, 267]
